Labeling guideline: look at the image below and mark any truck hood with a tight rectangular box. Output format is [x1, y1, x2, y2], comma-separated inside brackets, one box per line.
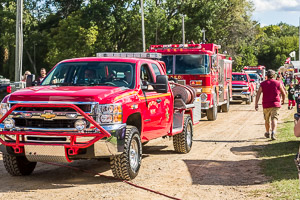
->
[8, 86, 125, 102]
[232, 81, 247, 85]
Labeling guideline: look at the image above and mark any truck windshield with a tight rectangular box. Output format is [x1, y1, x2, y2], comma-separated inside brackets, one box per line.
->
[244, 69, 262, 75]
[41, 62, 135, 89]
[232, 74, 248, 81]
[161, 54, 210, 74]
[248, 73, 258, 80]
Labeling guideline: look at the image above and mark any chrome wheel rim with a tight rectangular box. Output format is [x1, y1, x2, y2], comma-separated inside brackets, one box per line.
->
[186, 123, 192, 147]
[129, 138, 139, 172]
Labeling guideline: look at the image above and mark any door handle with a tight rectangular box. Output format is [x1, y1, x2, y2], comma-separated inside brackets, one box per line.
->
[156, 99, 162, 103]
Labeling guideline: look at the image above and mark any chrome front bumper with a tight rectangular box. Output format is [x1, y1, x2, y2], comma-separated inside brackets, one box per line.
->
[201, 101, 210, 110]
[232, 92, 250, 100]
[95, 123, 126, 156]
[0, 123, 127, 158]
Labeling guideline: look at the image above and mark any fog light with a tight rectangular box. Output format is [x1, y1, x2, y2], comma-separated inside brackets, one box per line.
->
[74, 120, 86, 131]
[4, 118, 15, 129]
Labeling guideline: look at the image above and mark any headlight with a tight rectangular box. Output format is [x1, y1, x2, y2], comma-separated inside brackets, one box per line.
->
[0, 103, 9, 119]
[4, 118, 15, 129]
[74, 119, 86, 131]
[98, 104, 122, 124]
[200, 93, 208, 102]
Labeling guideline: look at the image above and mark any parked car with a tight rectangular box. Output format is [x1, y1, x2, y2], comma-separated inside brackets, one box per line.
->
[247, 73, 261, 91]
[231, 72, 255, 104]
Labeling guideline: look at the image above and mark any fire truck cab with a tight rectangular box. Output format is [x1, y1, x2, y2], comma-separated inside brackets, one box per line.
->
[149, 43, 232, 121]
[243, 65, 266, 81]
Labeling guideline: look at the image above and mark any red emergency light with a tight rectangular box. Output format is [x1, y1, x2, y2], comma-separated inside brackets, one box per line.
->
[6, 85, 11, 93]
[149, 43, 221, 55]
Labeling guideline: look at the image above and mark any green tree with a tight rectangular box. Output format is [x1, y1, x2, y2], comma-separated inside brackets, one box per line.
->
[46, 11, 98, 66]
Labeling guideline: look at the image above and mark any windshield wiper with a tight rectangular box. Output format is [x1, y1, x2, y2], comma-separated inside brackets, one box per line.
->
[44, 82, 73, 86]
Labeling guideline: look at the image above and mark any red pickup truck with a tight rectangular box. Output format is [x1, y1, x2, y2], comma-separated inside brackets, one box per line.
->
[231, 72, 255, 104]
[0, 53, 201, 180]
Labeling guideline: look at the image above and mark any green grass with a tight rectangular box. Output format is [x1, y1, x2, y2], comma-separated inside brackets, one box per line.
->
[256, 114, 300, 199]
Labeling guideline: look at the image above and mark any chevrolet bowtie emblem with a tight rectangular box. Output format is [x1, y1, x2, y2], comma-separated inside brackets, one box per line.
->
[41, 111, 56, 120]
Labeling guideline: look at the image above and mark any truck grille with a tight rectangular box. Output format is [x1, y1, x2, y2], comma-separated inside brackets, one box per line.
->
[232, 85, 247, 93]
[14, 118, 78, 128]
[9, 104, 92, 112]
[7, 101, 97, 130]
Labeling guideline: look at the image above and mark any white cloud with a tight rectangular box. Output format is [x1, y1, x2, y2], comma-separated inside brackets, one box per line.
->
[252, 0, 300, 12]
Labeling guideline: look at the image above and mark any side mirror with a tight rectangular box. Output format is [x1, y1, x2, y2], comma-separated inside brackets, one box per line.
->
[26, 74, 36, 87]
[212, 54, 218, 68]
[155, 75, 168, 93]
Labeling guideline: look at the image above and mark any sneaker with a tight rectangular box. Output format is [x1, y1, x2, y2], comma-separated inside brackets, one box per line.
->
[288, 107, 291, 110]
[271, 132, 276, 140]
[264, 132, 270, 138]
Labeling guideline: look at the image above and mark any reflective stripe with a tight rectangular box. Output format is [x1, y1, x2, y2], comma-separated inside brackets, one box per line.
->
[114, 91, 138, 101]
[139, 93, 171, 100]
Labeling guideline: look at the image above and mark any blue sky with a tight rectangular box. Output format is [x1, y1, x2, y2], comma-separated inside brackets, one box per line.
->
[252, 0, 300, 27]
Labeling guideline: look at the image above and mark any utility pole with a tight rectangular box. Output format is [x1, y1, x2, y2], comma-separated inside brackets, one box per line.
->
[15, 0, 23, 82]
[141, 0, 146, 52]
[182, 14, 185, 44]
[201, 28, 206, 43]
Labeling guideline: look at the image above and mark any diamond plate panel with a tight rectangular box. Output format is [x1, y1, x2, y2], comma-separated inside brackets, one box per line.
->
[24, 145, 69, 163]
[193, 97, 201, 123]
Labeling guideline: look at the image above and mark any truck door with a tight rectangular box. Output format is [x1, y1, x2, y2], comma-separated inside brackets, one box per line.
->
[150, 63, 172, 134]
[139, 63, 169, 141]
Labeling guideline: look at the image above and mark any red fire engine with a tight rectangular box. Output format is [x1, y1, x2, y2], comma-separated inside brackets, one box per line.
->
[149, 43, 232, 121]
[243, 65, 266, 80]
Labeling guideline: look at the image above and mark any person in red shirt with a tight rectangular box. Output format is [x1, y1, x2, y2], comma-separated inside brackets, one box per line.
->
[255, 69, 286, 140]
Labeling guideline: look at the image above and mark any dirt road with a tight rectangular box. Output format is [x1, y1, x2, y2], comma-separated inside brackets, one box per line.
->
[0, 102, 294, 200]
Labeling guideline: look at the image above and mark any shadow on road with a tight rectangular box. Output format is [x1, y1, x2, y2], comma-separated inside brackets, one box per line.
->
[184, 140, 300, 186]
[231, 141, 299, 158]
[0, 159, 118, 193]
[142, 145, 176, 155]
[231, 140, 300, 182]
[183, 159, 266, 186]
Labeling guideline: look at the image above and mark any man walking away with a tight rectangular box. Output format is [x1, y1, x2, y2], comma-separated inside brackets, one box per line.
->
[255, 70, 286, 140]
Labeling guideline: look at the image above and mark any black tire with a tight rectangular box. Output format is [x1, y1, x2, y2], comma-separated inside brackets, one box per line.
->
[217, 106, 222, 113]
[207, 93, 217, 121]
[173, 116, 193, 153]
[221, 89, 230, 112]
[3, 154, 36, 176]
[251, 95, 254, 102]
[110, 126, 142, 180]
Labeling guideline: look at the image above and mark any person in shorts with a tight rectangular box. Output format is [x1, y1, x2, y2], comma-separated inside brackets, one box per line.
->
[255, 69, 286, 140]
